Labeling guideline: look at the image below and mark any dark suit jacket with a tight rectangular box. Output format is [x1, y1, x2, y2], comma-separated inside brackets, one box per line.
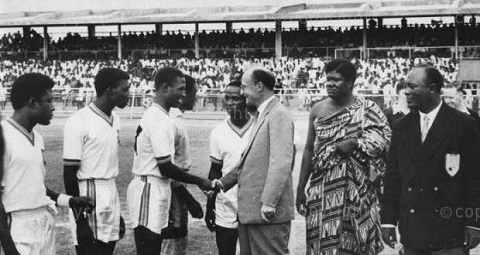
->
[381, 104, 480, 250]
[467, 108, 480, 132]
[220, 98, 295, 224]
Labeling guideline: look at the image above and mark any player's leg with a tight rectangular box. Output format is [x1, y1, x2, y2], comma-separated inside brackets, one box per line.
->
[216, 226, 238, 255]
[134, 226, 163, 254]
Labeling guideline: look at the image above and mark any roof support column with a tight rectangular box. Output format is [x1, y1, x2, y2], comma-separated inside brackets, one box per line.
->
[22, 26, 30, 37]
[195, 23, 200, 59]
[155, 23, 163, 35]
[454, 17, 459, 60]
[226, 22, 232, 34]
[117, 24, 122, 60]
[88, 25, 96, 39]
[363, 17, 368, 60]
[298, 19, 307, 31]
[275, 20, 282, 58]
[43, 26, 48, 61]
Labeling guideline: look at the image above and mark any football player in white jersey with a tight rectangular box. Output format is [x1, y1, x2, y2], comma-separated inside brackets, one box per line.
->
[161, 75, 203, 255]
[205, 80, 254, 255]
[1, 73, 92, 255]
[63, 68, 130, 255]
[127, 67, 213, 255]
[0, 123, 18, 255]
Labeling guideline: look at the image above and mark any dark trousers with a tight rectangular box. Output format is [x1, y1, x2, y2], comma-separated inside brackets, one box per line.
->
[215, 226, 238, 255]
[404, 247, 468, 255]
[75, 240, 116, 255]
[238, 221, 290, 255]
[134, 226, 163, 255]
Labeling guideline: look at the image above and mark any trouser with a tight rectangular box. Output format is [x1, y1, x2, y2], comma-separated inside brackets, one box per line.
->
[216, 226, 238, 255]
[134, 226, 163, 255]
[75, 240, 116, 255]
[404, 247, 468, 255]
[238, 221, 290, 255]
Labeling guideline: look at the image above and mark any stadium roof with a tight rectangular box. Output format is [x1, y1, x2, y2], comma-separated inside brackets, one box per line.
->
[0, 0, 479, 27]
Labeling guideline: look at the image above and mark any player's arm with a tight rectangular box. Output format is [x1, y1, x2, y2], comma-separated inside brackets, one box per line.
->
[296, 106, 316, 216]
[157, 160, 212, 190]
[63, 160, 80, 197]
[0, 191, 19, 255]
[63, 160, 90, 219]
[205, 161, 223, 231]
[206, 161, 223, 207]
[46, 187, 92, 209]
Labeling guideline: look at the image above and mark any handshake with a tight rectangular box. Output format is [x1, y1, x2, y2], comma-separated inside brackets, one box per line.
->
[198, 179, 225, 194]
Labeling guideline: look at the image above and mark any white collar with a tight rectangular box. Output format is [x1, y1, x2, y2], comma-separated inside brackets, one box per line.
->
[419, 101, 442, 122]
[257, 95, 275, 117]
[457, 104, 470, 115]
[152, 102, 169, 116]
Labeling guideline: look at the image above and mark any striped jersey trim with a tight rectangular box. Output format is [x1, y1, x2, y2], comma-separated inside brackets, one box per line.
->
[63, 159, 81, 166]
[5, 118, 35, 146]
[156, 155, 171, 165]
[89, 103, 113, 127]
[226, 117, 254, 138]
[210, 156, 223, 164]
[138, 176, 151, 226]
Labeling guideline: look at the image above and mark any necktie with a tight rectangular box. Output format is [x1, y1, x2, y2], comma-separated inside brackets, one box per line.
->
[421, 115, 429, 143]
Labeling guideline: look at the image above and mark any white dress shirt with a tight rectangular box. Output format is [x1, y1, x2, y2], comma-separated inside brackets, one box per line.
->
[419, 101, 442, 142]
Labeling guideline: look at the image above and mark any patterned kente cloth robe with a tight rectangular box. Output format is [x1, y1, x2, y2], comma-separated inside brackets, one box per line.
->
[306, 99, 391, 255]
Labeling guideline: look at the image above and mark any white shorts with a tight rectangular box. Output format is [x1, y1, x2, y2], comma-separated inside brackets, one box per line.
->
[69, 178, 121, 244]
[8, 206, 57, 255]
[127, 175, 171, 235]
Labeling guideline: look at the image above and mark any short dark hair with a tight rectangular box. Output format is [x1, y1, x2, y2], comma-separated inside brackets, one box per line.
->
[415, 64, 444, 92]
[251, 69, 275, 91]
[154, 67, 185, 91]
[325, 58, 357, 84]
[396, 81, 406, 94]
[11, 73, 54, 110]
[227, 80, 241, 88]
[185, 75, 196, 94]
[94, 68, 130, 97]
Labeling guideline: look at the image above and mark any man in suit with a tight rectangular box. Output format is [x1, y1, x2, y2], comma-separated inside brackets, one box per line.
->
[216, 67, 295, 255]
[442, 84, 480, 131]
[381, 65, 480, 255]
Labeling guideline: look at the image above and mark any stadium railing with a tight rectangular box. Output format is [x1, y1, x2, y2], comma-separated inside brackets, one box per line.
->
[1, 89, 478, 118]
[0, 46, 341, 60]
[335, 45, 480, 59]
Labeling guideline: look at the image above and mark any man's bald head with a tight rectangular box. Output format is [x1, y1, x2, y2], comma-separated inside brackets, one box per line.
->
[240, 67, 277, 107]
[243, 67, 276, 91]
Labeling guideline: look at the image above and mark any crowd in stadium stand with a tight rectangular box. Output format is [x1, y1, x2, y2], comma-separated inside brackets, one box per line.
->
[0, 56, 460, 110]
[1, 19, 479, 55]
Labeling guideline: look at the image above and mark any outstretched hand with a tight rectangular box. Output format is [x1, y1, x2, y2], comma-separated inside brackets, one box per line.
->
[465, 228, 480, 249]
[295, 190, 307, 217]
[197, 178, 213, 191]
[69, 196, 95, 212]
[381, 227, 397, 249]
[336, 138, 358, 154]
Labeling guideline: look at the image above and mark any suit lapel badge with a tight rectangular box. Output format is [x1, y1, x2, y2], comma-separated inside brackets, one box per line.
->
[445, 153, 460, 177]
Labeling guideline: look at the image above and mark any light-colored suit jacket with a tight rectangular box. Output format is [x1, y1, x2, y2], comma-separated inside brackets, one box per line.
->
[221, 98, 295, 224]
